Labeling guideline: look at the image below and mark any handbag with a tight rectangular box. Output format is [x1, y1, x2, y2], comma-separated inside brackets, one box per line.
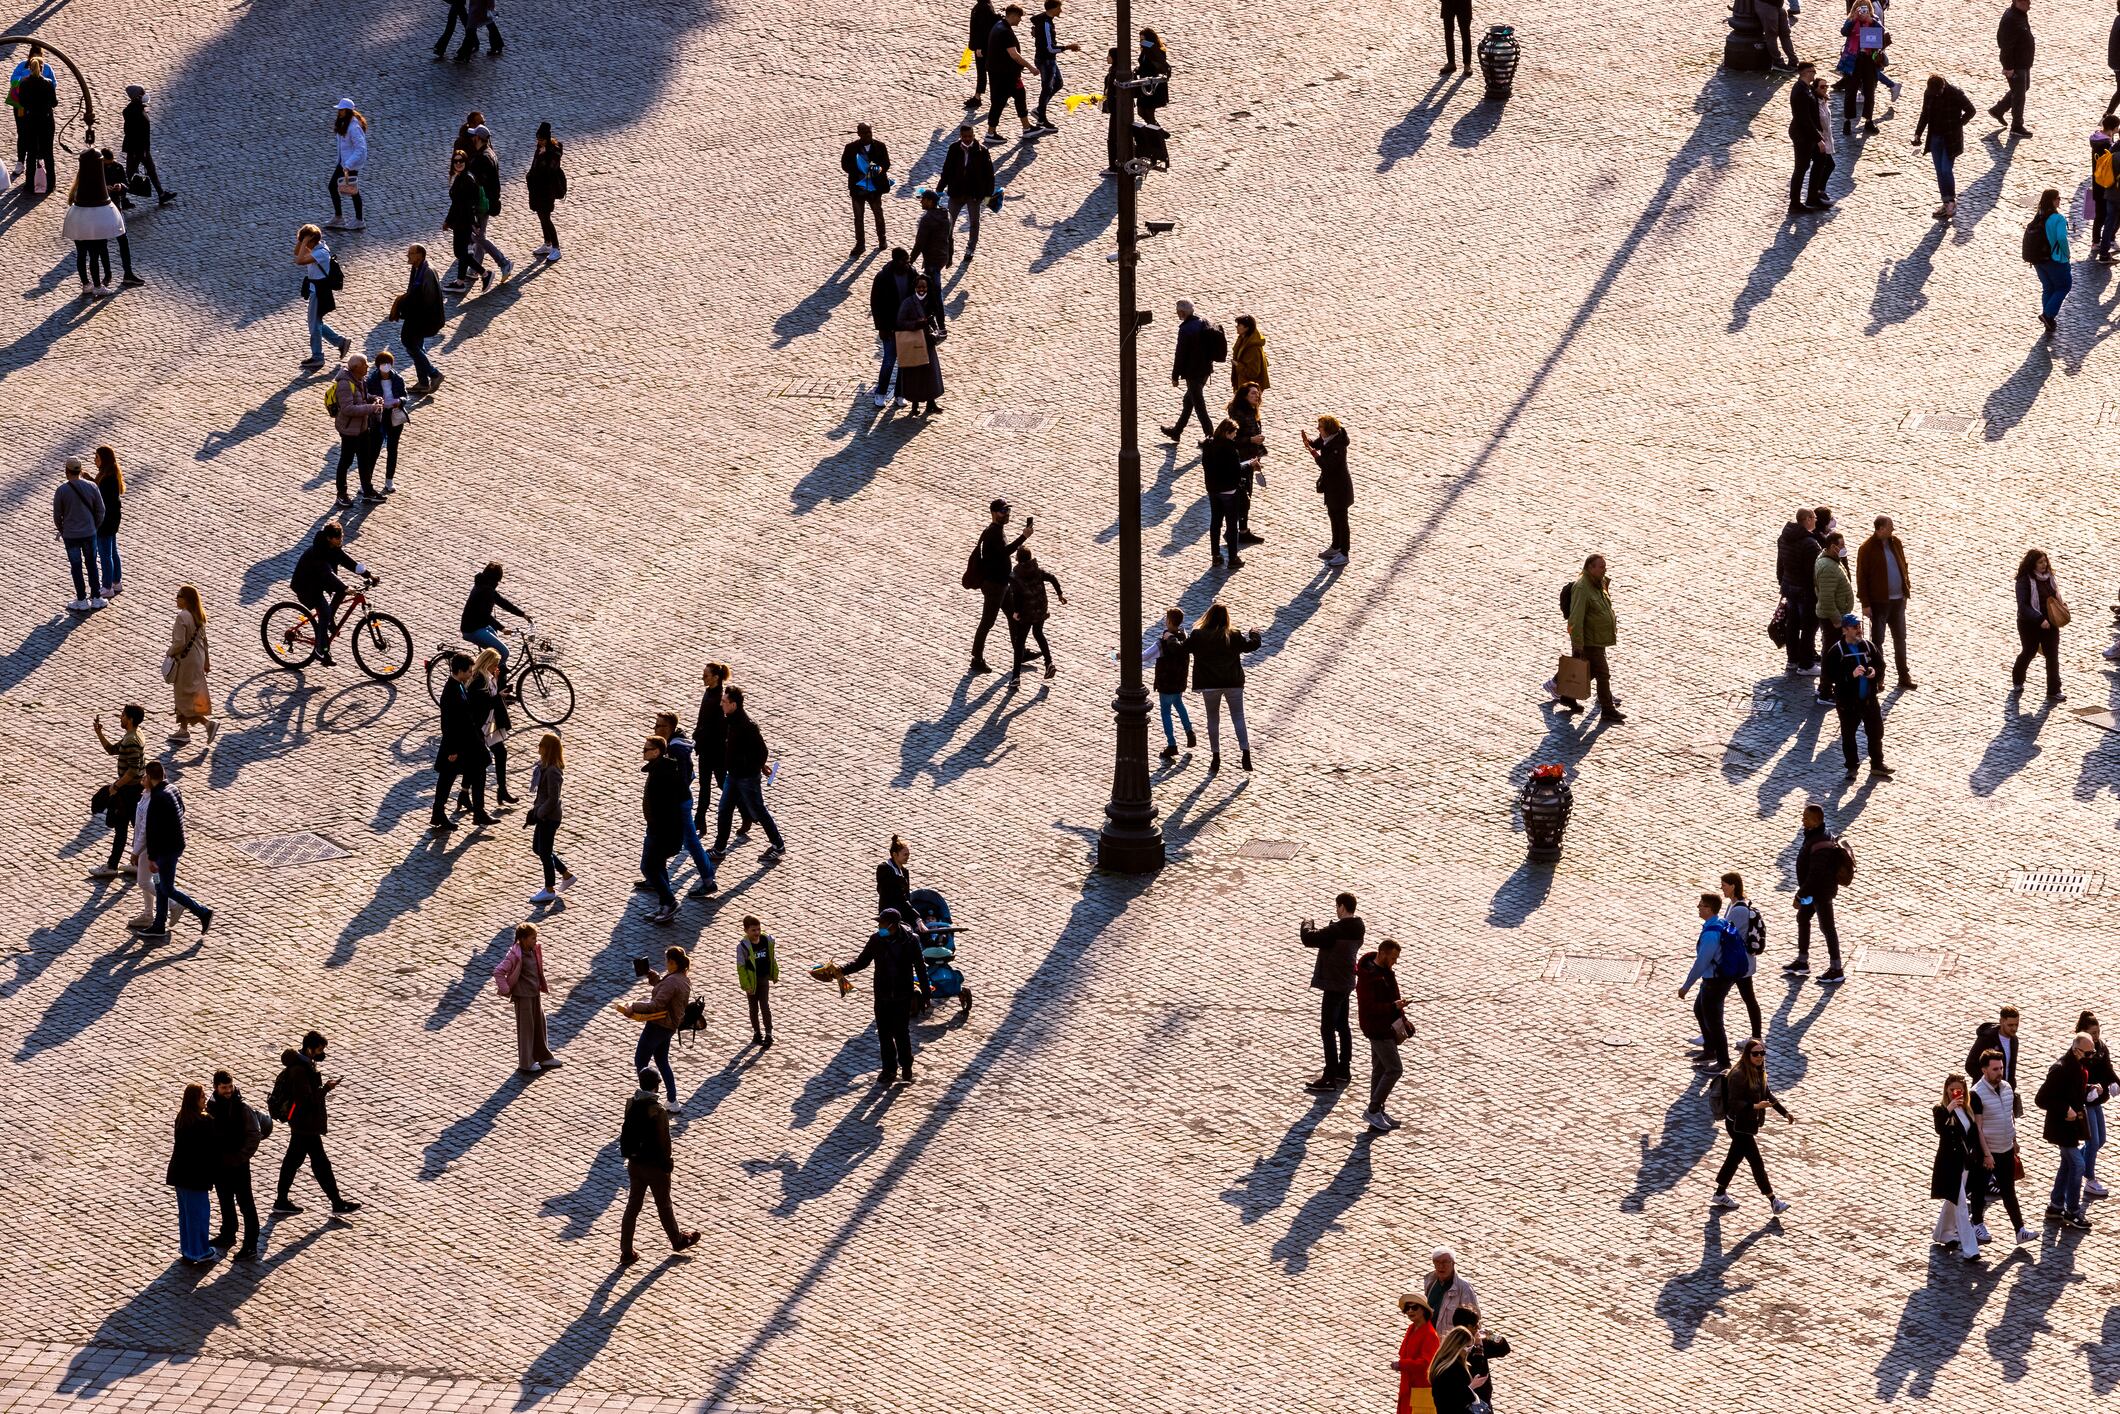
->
[91, 783, 112, 816]
[390, 403, 408, 427]
[2046, 595, 2071, 628]
[1391, 1015, 1415, 1043]
[893, 328, 931, 368]
[337, 172, 361, 196]
[162, 620, 201, 685]
[1554, 653, 1592, 701]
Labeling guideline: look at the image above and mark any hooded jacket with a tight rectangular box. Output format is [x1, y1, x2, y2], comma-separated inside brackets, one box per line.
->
[1775, 521, 1821, 595]
[1354, 951, 1404, 1039]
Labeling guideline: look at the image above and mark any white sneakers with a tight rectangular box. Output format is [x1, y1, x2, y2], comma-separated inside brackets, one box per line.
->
[2015, 1225, 2037, 1242]
[67, 597, 108, 612]
[1974, 1224, 1992, 1243]
[2086, 1178, 2110, 1198]
[529, 889, 558, 905]
[1770, 1197, 1791, 1213]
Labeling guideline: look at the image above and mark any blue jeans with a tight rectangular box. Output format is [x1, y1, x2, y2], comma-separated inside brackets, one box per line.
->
[2037, 258, 2072, 320]
[64, 536, 101, 600]
[466, 625, 509, 668]
[402, 331, 439, 384]
[678, 797, 717, 886]
[1158, 690, 1194, 749]
[2051, 1142, 2085, 1214]
[1929, 146, 1955, 206]
[714, 772, 783, 853]
[308, 287, 344, 362]
[95, 531, 121, 589]
[177, 1187, 215, 1260]
[2086, 1105, 2108, 1181]
[152, 850, 205, 931]
[2097, 189, 2119, 255]
[1035, 59, 1063, 124]
[634, 1024, 676, 1103]
[639, 834, 676, 908]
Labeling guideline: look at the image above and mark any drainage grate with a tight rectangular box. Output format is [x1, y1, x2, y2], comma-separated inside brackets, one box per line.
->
[2007, 868, 2102, 899]
[238, 831, 353, 868]
[1544, 954, 1647, 985]
[984, 411, 1052, 433]
[2072, 705, 2120, 733]
[1857, 947, 1951, 978]
[1725, 689, 1783, 713]
[1900, 411, 1981, 437]
[1233, 838, 1303, 860]
[772, 378, 866, 399]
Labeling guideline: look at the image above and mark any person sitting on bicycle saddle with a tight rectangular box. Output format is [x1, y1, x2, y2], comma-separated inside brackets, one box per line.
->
[290, 522, 368, 666]
[461, 561, 528, 667]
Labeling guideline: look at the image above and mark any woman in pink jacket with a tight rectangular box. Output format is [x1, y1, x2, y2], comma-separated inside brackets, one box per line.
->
[495, 923, 560, 1073]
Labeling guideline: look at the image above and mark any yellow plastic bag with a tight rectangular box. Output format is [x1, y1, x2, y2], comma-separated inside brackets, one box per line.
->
[1064, 93, 1101, 113]
[958, 47, 974, 71]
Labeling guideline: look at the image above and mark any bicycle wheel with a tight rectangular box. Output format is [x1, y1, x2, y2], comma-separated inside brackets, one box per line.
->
[351, 611, 413, 681]
[517, 663, 576, 727]
[425, 651, 451, 705]
[260, 602, 320, 669]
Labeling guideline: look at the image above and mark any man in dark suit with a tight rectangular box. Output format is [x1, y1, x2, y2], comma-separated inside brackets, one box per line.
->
[1160, 300, 1215, 443]
[940, 123, 997, 258]
[834, 909, 935, 1083]
[868, 248, 918, 407]
[431, 653, 494, 830]
[1988, 0, 2035, 136]
[840, 122, 891, 256]
[1787, 63, 1827, 214]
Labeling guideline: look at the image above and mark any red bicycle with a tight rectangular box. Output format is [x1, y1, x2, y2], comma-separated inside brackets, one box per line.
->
[259, 574, 412, 679]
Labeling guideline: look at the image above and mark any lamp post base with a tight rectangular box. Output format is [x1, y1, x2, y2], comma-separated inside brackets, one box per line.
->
[1098, 683, 1164, 874]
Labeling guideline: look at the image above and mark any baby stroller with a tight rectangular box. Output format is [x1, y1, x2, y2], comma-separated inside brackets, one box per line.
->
[907, 888, 971, 1016]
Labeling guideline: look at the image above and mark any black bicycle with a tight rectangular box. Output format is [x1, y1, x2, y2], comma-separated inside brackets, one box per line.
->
[260, 575, 412, 679]
[423, 624, 576, 727]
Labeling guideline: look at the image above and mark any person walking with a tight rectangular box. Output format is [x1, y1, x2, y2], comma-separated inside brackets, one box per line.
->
[393, 243, 446, 393]
[618, 1066, 700, 1264]
[270, 1031, 358, 1214]
[53, 458, 106, 611]
[465, 648, 513, 808]
[327, 100, 368, 231]
[834, 909, 935, 1083]
[841, 122, 892, 256]
[2107, 0, 2120, 121]
[1822, 615, 1892, 781]
[1356, 938, 1410, 1133]
[1189, 603, 1260, 772]
[1300, 893, 1364, 1093]
[207, 1070, 260, 1261]
[62, 151, 124, 297]
[331, 353, 385, 506]
[1788, 64, 1831, 214]
[2028, 187, 2071, 336]
[526, 122, 566, 261]
[125, 768, 155, 931]
[637, 734, 686, 924]
[2079, 1012, 2116, 1198]
[1564, 554, 1626, 723]
[494, 922, 559, 1074]
[119, 85, 174, 206]
[867, 247, 917, 407]
[1438, 0, 1474, 76]
[89, 705, 147, 880]
[1932, 1073, 1987, 1261]
[365, 350, 409, 492]
[1912, 75, 1976, 221]
[1303, 415, 1353, 567]
[1776, 507, 1822, 675]
[969, 500, 1033, 673]
[526, 732, 573, 904]
[2036, 1032, 2095, 1229]
[1225, 387, 1267, 548]
[296, 225, 349, 369]
[2093, 118, 2120, 265]
[1719, 872, 1764, 1043]
[912, 190, 952, 324]
[1678, 893, 1738, 1071]
[1987, 0, 2034, 137]
[693, 662, 754, 838]
[133, 761, 213, 936]
[711, 687, 786, 861]
[1971, 1046, 2036, 1245]
[166, 1083, 220, 1265]
[462, 126, 513, 289]
[985, 6, 1033, 142]
[431, 655, 496, 831]
[738, 916, 779, 1046]
[965, 0, 1000, 109]
[616, 945, 691, 1103]
[1003, 546, 1065, 682]
[1966, 1006, 2025, 1105]
[1030, 0, 1080, 131]
[90, 447, 124, 597]
[1148, 606, 1195, 758]
[442, 148, 484, 291]
[2011, 548, 2065, 700]
[1855, 516, 1915, 688]
[1393, 1291, 1440, 1414]
[452, 0, 504, 60]
[1757, 0, 1799, 71]
[650, 711, 718, 899]
[1161, 300, 1218, 444]
[1709, 1038, 1794, 1212]
[1201, 421, 1246, 570]
[1785, 802, 1848, 981]
[166, 585, 216, 748]
[1427, 1329, 1486, 1414]
[939, 124, 996, 259]
[894, 276, 945, 416]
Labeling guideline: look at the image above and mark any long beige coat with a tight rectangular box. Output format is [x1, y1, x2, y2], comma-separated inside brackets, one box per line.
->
[169, 610, 212, 721]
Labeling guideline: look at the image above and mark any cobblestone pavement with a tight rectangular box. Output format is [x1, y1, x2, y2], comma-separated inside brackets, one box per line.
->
[8, 0, 2120, 1408]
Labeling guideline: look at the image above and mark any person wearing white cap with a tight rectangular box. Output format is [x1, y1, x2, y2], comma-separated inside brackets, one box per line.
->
[327, 99, 368, 231]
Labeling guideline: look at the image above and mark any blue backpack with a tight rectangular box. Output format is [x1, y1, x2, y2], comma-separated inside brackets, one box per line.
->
[1714, 919, 1750, 979]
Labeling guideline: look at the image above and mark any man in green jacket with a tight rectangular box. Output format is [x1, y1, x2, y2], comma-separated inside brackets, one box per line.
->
[1565, 554, 1626, 724]
[1813, 533, 1856, 704]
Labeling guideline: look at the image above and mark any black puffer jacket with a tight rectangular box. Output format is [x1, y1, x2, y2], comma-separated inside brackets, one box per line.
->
[1188, 627, 1260, 690]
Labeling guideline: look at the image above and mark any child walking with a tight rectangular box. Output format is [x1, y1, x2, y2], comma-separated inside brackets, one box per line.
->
[737, 916, 779, 1047]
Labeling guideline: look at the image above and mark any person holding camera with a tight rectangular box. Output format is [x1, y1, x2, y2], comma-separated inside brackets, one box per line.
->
[614, 945, 691, 1105]
[1300, 893, 1364, 1093]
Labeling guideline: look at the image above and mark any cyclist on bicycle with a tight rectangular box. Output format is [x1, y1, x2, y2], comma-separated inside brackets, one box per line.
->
[290, 522, 369, 666]
[461, 561, 528, 667]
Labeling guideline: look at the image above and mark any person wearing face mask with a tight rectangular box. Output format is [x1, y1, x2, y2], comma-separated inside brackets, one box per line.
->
[270, 1031, 360, 1215]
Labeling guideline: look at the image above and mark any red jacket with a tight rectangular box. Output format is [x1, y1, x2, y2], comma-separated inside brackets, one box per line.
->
[1356, 952, 1404, 1039]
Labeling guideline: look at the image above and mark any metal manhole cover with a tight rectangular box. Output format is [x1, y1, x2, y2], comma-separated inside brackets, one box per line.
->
[1725, 690, 1783, 712]
[772, 378, 865, 399]
[1233, 838, 1303, 860]
[984, 411, 1052, 432]
[1899, 411, 1981, 437]
[2007, 868, 2102, 899]
[1857, 947, 1951, 978]
[1545, 954, 1647, 985]
[2072, 705, 2120, 732]
[238, 831, 352, 868]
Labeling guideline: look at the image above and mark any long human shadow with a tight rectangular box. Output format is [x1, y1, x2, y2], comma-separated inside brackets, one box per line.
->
[1980, 340, 2056, 442]
[1621, 1071, 1717, 1213]
[1269, 1131, 1374, 1274]
[197, 368, 330, 464]
[517, 1262, 676, 1408]
[1221, 1090, 1338, 1224]
[1099, 441, 1186, 544]
[895, 672, 1010, 787]
[1865, 221, 1946, 335]
[695, 868, 1156, 1410]
[540, 1136, 626, 1243]
[1377, 73, 1465, 171]
[1729, 212, 1825, 332]
[5, 881, 136, 1003]
[1873, 1246, 2026, 1399]
[1248, 565, 1343, 668]
[1950, 139, 2015, 245]
[1027, 180, 1117, 273]
[2073, 658, 2120, 803]
[56, 1225, 332, 1395]
[1751, 697, 1828, 819]
[329, 820, 478, 969]
[235, 497, 352, 607]
[741, 1082, 898, 1217]
[1986, 1228, 2088, 1380]
[770, 254, 868, 349]
[790, 1029, 885, 1131]
[419, 1068, 537, 1179]
[2056, 259, 2120, 375]
[425, 923, 518, 1031]
[1970, 692, 2053, 797]
[0, 288, 109, 378]
[1765, 971, 1829, 1091]
[19, 925, 203, 1058]
[436, 260, 555, 354]
[2086, 1303, 2120, 1394]
[788, 401, 909, 514]
[0, 612, 86, 693]
[204, 675, 393, 792]
[920, 677, 1047, 784]
[1654, 1214, 1777, 1350]
[1720, 676, 1808, 786]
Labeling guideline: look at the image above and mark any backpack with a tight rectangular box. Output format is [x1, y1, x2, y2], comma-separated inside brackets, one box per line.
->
[267, 1071, 294, 1123]
[1734, 902, 1767, 957]
[241, 1104, 272, 1159]
[677, 997, 706, 1033]
[323, 379, 340, 417]
[1707, 1072, 1728, 1122]
[961, 544, 983, 591]
[1559, 581, 1574, 618]
[2022, 215, 2049, 264]
[2099, 146, 2115, 190]
[1715, 919, 1750, 980]
[1767, 598, 1790, 647]
[1203, 323, 1228, 363]
[1833, 839, 1857, 886]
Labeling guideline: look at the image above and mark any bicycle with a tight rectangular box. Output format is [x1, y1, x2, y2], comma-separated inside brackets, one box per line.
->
[423, 624, 576, 727]
[260, 575, 412, 679]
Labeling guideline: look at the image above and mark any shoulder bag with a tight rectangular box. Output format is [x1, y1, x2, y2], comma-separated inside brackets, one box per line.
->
[2046, 593, 2071, 628]
[161, 619, 201, 685]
